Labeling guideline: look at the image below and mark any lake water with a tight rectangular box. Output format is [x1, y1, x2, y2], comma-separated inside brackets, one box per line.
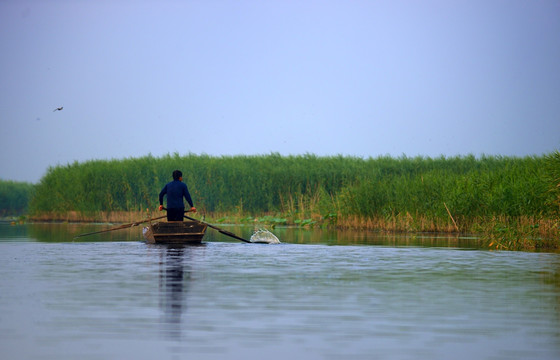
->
[1, 222, 559, 360]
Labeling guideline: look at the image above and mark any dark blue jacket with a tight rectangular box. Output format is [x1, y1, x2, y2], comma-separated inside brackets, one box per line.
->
[159, 180, 194, 209]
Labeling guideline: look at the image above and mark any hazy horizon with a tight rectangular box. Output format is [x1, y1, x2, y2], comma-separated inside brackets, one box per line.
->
[2, 0, 559, 183]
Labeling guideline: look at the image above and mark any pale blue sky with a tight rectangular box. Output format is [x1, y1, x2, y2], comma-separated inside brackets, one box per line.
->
[1, 0, 559, 183]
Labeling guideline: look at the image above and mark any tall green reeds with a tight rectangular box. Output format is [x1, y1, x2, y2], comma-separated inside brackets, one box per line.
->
[0, 179, 35, 216]
[28, 152, 559, 247]
[29, 153, 368, 216]
[545, 150, 560, 212]
[337, 155, 554, 220]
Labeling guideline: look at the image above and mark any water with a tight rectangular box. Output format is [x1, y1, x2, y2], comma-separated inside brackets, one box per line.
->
[1, 223, 559, 360]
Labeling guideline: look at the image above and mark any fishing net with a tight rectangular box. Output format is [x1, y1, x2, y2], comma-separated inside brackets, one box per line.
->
[250, 229, 281, 244]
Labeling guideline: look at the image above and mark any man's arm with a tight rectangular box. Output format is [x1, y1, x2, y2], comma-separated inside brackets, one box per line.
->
[159, 185, 167, 206]
[183, 184, 195, 212]
[183, 187, 193, 208]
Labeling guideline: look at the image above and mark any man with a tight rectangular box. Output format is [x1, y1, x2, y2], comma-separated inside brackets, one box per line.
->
[158, 170, 197, 221]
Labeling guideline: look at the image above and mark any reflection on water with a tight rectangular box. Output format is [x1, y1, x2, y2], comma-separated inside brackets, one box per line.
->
[13, 222, 485, 249]
[26, 222, 145, 242]
[273, 226, 483, 248]
[158, 245, 203, 339]
[0, 223, 559, 360]
[160, 246, 186, 337]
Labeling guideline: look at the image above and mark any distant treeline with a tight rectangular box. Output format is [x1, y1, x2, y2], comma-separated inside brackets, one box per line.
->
[27, 152, 559, 223]
[0, 179, 35, 216]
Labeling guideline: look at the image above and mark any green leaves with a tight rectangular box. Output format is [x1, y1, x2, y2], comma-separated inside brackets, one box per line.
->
[26, 153, 558, 228]
[0, 180, 34, 216]
[544, 150, 560, 213]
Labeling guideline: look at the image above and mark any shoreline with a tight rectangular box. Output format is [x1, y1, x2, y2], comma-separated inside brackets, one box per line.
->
[15, 210, 559, 251]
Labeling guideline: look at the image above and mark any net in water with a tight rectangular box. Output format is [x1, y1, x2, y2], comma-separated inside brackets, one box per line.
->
[250, 229, 281, 244]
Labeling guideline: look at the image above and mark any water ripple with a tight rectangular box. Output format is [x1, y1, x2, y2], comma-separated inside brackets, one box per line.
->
[0, 225, 559, 360]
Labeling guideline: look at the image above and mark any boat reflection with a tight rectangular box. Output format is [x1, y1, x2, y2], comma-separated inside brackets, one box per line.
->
[158, 244, 204, 339]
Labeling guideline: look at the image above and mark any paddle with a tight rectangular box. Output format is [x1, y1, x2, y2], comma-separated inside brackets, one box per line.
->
[73, 214, 168, 239]
[183, 214, 251, 243]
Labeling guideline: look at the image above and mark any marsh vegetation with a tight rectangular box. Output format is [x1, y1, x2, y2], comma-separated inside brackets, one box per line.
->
[0, 179, 34, 217]
[21, 151, 560, 250]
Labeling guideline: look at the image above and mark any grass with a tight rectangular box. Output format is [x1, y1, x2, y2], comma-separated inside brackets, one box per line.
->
[3, 151, 558, 251]
[0, 179, 35, 217]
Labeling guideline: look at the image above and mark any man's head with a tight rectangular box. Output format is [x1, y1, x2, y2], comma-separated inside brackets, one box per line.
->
[172, 170, 183, 181]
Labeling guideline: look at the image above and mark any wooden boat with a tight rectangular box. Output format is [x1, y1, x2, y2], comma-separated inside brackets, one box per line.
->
[143, 220, 207, 244]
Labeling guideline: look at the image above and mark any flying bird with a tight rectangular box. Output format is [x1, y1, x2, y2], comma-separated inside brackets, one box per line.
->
[53, 107, 63, 112]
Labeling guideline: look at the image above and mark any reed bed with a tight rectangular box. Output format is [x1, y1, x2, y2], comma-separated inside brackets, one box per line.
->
[16, 151, 560, 250]
[29, 210, 153, 223]
[0, 179, 35, 217]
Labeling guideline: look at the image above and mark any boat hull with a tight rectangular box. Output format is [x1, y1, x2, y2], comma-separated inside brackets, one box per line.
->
[143, 220, 207, 244]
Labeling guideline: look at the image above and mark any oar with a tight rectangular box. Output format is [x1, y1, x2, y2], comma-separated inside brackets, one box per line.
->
[183, 214, 251, 243]
[73, 214, 167, 239]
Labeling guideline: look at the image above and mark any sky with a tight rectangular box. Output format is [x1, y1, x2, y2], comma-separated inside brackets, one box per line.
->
[1, 0, 559, 183]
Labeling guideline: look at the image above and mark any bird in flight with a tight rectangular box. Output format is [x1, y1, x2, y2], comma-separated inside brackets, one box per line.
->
[53, 107, 63, 112]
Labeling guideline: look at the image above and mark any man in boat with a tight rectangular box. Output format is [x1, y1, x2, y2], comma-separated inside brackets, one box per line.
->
[158, 170, 197, 221]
